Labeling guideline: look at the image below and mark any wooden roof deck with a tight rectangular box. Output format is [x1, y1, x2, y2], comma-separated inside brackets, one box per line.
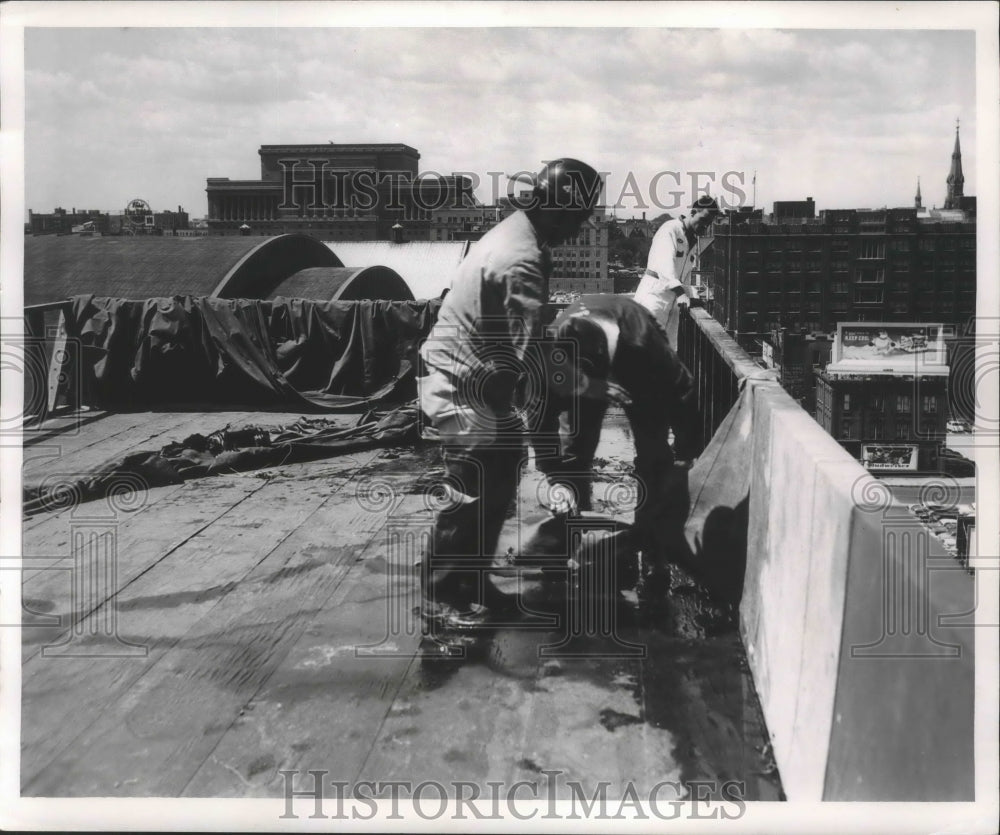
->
[20, 407, 780, 800]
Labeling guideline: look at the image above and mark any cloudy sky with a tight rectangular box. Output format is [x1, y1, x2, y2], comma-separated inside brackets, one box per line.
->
[21, 17, 980, 218]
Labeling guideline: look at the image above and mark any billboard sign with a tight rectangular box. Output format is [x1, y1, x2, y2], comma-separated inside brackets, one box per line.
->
[828, 322, 947, 375]
[862, 444, 919, 471]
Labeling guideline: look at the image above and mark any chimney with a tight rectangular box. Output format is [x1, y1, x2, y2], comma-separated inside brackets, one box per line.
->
[642, 211, 646, 221]
[391, 223, 405, 244]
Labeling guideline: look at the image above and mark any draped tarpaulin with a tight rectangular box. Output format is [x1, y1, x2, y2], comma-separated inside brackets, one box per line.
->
[23, 406, 426, 517]
[70, 295, 442, 410]
[660, 375, 778, 602]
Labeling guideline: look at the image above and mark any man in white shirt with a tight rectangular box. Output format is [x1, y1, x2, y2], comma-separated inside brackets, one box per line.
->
[633, 195, 720, 346]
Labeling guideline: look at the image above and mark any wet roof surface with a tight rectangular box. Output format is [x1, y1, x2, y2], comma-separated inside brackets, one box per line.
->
[21, 407, 781, 799]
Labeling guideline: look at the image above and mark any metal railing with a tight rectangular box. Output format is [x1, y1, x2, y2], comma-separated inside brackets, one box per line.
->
[23, 300, 79, 426]
[676, 306, 768, 448]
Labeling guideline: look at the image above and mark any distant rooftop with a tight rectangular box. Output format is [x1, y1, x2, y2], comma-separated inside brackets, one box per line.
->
[327, 240, 470, 300]
[23, 234, 339, 306]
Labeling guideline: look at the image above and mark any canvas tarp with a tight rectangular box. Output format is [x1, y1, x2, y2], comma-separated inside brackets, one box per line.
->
[70, 294, 442, 410]
[23, 406, 426, 517]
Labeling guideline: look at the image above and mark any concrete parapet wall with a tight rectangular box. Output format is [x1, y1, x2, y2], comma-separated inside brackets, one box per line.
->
[738, 378, 975, 800]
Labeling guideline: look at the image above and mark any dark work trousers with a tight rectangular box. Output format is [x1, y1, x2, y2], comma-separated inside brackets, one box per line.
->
[423, 439, 526, 607]
[556, 395, 675, 569]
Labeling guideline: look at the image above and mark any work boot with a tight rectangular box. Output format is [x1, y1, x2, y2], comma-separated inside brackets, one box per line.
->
[420, 578, 522, 633]
[637, 562, 673, 605]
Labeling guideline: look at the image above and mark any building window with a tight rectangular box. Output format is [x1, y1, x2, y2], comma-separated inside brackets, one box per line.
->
[922, 395, 937, 414]
[871, 419, 884, 440]
[853, 286, 884, 304]
[856, 267, 885, 283]
[859, 240, 885, 259]
[919, 238, 936, 252]
[841, 420, 854, 439]
[832, 260, 849, 273]
[843, 394, 852, 411]
[895, 420, 909, 439]
[831, 281, 848, 294]
[896, 395, 911, 413]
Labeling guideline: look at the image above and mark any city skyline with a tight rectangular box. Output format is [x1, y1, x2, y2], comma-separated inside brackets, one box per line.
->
[17, 15, 981, 220]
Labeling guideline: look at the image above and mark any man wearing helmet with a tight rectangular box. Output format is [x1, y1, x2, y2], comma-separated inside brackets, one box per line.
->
[418, 158, 604, 643]
[634, 195, 721, 347]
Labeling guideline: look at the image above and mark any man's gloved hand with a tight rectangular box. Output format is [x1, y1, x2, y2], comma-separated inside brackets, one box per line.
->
[672, 434, 700, 467]
[547, 480, 579, 517]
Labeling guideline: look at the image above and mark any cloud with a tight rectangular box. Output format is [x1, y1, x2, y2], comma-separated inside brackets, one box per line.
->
[23, 26, 978, 216]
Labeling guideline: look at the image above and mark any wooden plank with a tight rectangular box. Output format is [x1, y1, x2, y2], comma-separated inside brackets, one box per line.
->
[20, 446, 393, 796]
[21, 409, 342, 535]
[22, 480, 190, 568]
[22, 412, 185, 479]
[22, 409, 329, 485]
[178, 467, 436, 796]
[20, 473, 269, 666]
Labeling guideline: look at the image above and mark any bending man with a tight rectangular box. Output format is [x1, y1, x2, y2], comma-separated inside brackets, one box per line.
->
[536, 293, 700, 596]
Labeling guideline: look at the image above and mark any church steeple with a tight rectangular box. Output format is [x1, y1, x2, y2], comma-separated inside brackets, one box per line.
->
[915, 177, 922, 209]
[944, 119, 965, 209]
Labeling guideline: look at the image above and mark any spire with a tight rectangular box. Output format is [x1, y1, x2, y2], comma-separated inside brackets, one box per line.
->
[945, 119, 965, 209]
[915, 177, 922, 209]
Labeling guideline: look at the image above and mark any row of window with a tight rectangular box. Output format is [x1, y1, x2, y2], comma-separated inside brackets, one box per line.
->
[840, 420, 938, 440]
[843, 394, 938, 413]
[739, 275, 974, 291]
[741, 237, 973, 255]
[744, 256, 973, 272]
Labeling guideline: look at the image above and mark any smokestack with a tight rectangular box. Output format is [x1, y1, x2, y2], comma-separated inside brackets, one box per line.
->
[391, 223, 405, 244]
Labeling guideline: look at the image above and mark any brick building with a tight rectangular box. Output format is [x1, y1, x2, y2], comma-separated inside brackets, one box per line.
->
[704, 205, 975, 337]
[815, 323, 950, 473]
[703, 127, 976, 338]
[205, 143, 473, 240]
[28, 208, 110, 235]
